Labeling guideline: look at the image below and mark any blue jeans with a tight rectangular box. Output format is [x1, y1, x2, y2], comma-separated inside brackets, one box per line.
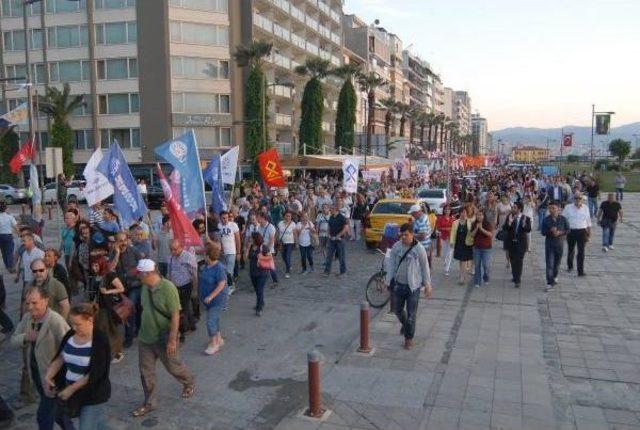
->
[537, 207, 547, 231]
[281, 243, 294, 274]
[251, 274, 268, 311]
[33, 371, 71, 430]
[393, 283, 421, 340]
[588, 197, 597, 218]
[545, 241, 563, 285]
[324, 239, 346, 274]
[205, 295, 227, 337]
[125, 287, 141, 344]
[299, 245, 314, 271]
[616, 188, 623, 201]
[602, 221, 617, 247]
[78, 403, 108, 430]
[0, 234, 14, 270]
[473, 247, 492, 285]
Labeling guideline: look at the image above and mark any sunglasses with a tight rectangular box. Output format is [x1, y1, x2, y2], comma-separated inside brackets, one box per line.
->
[31, 268, 46, 274]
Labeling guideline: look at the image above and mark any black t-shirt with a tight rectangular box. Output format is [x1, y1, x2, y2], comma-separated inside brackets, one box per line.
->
[586, 184, 599, 198]
[600, 201, 621, 222]
[235, 215, 246, 234]
[328, 213, 347, 237]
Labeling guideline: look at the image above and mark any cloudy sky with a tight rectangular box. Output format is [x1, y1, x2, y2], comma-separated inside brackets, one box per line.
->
[344, 0, 640, 131]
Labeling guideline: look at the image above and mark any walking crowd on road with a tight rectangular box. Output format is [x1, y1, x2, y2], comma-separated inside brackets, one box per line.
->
[0, 164, 627, 429]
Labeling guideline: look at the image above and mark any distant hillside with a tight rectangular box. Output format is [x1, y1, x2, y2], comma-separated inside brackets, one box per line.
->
[491, 122, 640, 155]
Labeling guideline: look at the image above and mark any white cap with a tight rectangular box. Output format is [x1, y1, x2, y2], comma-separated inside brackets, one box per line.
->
[136, 259, 156, 273]
[408, 204, 422, 214]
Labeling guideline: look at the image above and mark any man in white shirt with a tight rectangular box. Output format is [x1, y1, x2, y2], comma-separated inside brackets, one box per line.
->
[218, 211, 241, 294]
[562, 192, 591, 276]
[17, 233, 45, 308]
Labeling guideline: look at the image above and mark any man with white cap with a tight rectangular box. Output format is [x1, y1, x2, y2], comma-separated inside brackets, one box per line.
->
[131, 259, 195, 418]
[409, 203, 431, 260]
[562, 192, 591, 277]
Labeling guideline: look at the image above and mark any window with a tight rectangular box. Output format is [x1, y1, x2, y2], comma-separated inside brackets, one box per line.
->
[3, 31, 25, 51]
[97, 58, 138, 80]
[98, 93, 139, 114]
[101, 128, 139, 148]
[57, 61, 83, 82]
[172, 93, 230, 114]
[171, 57, 229, 79]
[71, 96, 92, 116]
[47, 25, 88, 48]
[169, 0, 228, 12]
[173, 126, 232, 148]
[95, 22, 137, 45]
[95, 0, 136, 9]
[74, 130, 95, 150]
[45, 0, 86, 13]
[169, 22, 228, 46]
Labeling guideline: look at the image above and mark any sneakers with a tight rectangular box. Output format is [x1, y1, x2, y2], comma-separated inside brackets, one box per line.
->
[284, 273, 291, 279]
[602, 246, 608, 252]
[608, 245, 615, 250]
[474, 284, 480, 289]
[443, 271, 449, 277]
[300, 270, 308, 275]
[204, 345, 220, 355]
[111, 352, 125, 364]
[545, 284, 553, 292]
[228, 285, 237, 295]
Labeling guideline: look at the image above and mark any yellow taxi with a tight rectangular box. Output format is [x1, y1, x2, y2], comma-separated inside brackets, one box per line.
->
[364, 198, 421, 249]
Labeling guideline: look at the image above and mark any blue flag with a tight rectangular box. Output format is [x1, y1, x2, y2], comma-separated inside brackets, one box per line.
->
[155, 130, 206, 217]
[203, 155, 227, 215]
[97, 141, 147, 229]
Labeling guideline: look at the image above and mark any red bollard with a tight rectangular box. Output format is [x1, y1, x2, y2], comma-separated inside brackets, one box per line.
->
[47, 204, 53, 220]
[306, 350, 324, 418]
[358, 302, 371, 353]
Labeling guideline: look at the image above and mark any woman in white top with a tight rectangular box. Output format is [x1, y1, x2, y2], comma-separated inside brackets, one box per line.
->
[277, 211, 296, 278]
[496, 195, 513, 268]
[523, 194, 536, 252]
[0, 201, 17, 271]
[295, 212, 316, 274]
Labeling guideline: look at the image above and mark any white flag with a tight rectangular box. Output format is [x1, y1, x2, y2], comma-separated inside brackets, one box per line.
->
[83, 149, 114, 206]
[29, 164, 41, 205]
[220, 146, 239, 185]
[342, 158, 359, 193]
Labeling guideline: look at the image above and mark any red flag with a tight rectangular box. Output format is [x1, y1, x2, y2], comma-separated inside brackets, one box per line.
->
[169, 169, 182, 207]
[257, 148, 286, 187]
[9, 140, 35, 174]
[156, 164, 202, 247]
[562, 134, 573, 147]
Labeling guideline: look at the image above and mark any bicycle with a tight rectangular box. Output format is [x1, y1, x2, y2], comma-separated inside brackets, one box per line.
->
[365, 249, 390, 308]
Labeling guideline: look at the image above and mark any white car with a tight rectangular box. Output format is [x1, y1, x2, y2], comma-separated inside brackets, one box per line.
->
[42, 180, 86, 203]
[417, 188, 448, 215]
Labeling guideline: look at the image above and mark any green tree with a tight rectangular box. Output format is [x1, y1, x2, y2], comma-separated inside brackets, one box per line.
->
[609, 138, 631, 164]
[0, 130, 19, 184]
[38, 83, 84, 176]
[396, 103, 411, 137]
[233, 41, 273, 163]
[566, 154, 580, 163]
[358, 72, 387, 156]
[333, 64, 360, 152]
[295, 57, 332, 154]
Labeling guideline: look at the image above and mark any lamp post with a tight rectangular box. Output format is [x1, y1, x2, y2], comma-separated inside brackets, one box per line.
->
[546, 138, 557, 162]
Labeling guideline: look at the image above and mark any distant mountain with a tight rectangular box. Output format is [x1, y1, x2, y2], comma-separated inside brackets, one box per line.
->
[490, 122, 640, 155]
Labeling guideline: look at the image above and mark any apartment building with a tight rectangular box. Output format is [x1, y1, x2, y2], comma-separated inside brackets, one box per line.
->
[453, 90, 471, 135]
[235, 0, 344, 156]
[402, 50, 432, 112]
[471, 113, 487, 155]
[432, 74, 445, 116]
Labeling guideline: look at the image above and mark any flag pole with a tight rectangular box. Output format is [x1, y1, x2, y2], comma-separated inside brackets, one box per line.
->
[191, 130, 209, 240]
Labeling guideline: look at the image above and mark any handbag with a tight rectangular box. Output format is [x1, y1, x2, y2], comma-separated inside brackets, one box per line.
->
[257, 253, 275, 271]
[496, 230, 506, 241]
[146, 288, 174, 347]
[112, 293, 134, 323]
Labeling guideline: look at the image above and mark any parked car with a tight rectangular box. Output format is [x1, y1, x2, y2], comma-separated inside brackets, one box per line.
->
[0, 184, 27, 204]
[42, 180, 86, 203]
[417, 188, 448, 215]
[363, 198, 418, 249]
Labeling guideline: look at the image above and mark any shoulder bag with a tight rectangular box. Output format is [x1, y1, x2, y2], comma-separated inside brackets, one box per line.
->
[389, 241, 417, 291]
[146, 287, 174, 347]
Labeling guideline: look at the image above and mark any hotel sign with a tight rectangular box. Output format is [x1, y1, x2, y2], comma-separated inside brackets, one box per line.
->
[172, 113, 231, 127]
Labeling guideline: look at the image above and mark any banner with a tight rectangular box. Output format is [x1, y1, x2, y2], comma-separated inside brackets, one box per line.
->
[362, 169, 383, 182]
[342, 158, 359, 193]
[0, 102, 28, 129]
[83, 149, 114, 206]
[28, 164, 41, 205]
[220, 145, 239, 185]
[595, 114, 611, 135]
[562, 133, 573, 147]
[416, 164, 429, 180]
[257, 149, 286, 187]
[156, 164, 202, 247]
[97, 142, 147, 229]
[169, 169, 182, 207]
[9, 140, 35, 174]
[155, 130, 206, 217]
[203, 155, 227, 215]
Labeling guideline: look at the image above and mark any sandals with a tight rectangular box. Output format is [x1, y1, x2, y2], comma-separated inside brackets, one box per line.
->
[182, 385, 195, 399]
[132, 405, 154, 417]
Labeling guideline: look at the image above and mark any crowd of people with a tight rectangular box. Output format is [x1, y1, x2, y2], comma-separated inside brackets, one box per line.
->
[0, 165, 627, 429]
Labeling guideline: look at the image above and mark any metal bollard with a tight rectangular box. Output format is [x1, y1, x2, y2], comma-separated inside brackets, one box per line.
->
[358, 302, 371, 353]
[306, 350, 324, 418]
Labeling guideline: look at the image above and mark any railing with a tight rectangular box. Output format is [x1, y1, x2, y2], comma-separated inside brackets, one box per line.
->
[275, 113, 293, 126]
[306, 41, 319, 55]
[270, 84, 293, 98]
[319, 24, 331, 38]
[319, 49, 331, 60]
[272, 52, 291, 69]
[276, 141, 293, 155]
[305, 15, 319, 31]
[330, 55, 341, 66]
[270, 0, 290, 14]
[291, 5, 305, 22]
[273, 23, 290, 41]
[291, 33, 306, 50]
[254, 13, 273, 33]
[331, 32, 341, 45]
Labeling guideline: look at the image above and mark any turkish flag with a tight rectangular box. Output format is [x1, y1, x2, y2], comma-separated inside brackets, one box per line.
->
[562, 134, 573, 147]
[9, 140, 35, 174]
[156, 164, 202, 247]
[257, 148, 286, 187]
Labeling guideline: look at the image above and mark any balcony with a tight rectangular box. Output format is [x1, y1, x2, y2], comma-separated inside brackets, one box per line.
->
[254, 13, 273, 33]
[330, 9, 341, 23]
[318, 1, 330, 15]
[306, 42, 319, 56]
[269, 0, 290, 14]
[269, 84, 293, 98]
[275, 113, 292, 126]
[269, 52, 291, 69]
[276, 141, 293, 155]
[331, 32, 341, 45]
[305, 15, 319, 31]
[273, 23, 290, 41]
[319, 24, 331, 39]
[319, 49, 331, 60]
[291, 5, 305, 22]
[322, 121, 331, 132]
[291, 33, 306, 50]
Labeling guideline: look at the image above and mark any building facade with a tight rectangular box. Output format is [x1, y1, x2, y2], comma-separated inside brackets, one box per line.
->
[453, 90, 471, 136]
[512, 145, 549, 163]
[471, 113, 487, 155]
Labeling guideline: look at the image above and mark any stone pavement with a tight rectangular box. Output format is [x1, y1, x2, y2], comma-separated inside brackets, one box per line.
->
[1, 195, 639, 430]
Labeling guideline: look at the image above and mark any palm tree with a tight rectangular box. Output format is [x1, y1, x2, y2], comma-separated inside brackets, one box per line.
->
[295, 57, 333, 154]
[333, 63, 361, 152]
[357, 72, 387, 156]
[379, 97, 398, 143]
[38, 83, 84, 176]
[396, 103, 411, 137]
[233, 41, 273, 162]
[407, 105, 423, 150]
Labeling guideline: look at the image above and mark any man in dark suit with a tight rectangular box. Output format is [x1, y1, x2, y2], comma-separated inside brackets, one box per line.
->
[503, 201, 532, 288]
[547, 178, 567, 207]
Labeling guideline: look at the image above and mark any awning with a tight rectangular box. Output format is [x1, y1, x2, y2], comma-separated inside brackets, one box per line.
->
[280, 154, 392, 170]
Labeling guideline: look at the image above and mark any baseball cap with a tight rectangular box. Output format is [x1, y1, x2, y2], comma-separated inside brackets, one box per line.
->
[136, 259, 156, 273]
[408, 204, 422, 214]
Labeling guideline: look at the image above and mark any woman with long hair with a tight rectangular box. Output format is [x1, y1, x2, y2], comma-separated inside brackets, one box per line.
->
[246, 232, 271, 316]
[92, 256, 125, 364]
[450, 208, 474, 285]
[471, 211, 494, 288]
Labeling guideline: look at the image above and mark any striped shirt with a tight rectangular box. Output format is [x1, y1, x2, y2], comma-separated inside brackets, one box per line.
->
[412, 214, 432, 250]
[62, 336, 92, 384]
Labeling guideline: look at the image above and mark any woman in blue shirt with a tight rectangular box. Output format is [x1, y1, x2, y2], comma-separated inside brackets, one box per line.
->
[199, 242, 228, 356]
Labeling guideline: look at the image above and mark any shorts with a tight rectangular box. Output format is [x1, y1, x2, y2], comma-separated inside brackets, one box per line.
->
[206, 296, 227, 337]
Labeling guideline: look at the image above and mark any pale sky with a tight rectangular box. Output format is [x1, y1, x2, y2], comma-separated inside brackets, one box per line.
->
[344, 0, 640, 131]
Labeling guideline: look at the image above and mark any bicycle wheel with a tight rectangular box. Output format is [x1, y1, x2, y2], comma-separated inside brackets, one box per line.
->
[366, 271, 390, 308]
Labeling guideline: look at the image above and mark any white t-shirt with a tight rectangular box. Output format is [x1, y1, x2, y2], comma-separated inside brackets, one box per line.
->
[0, 213, 17, 235]
[278, 221, 296, 244]
[259, 223, 276, 254]
[296, 221, 314, 247]
[218, 221, 239, 255]
[316, 212, 330, 237]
